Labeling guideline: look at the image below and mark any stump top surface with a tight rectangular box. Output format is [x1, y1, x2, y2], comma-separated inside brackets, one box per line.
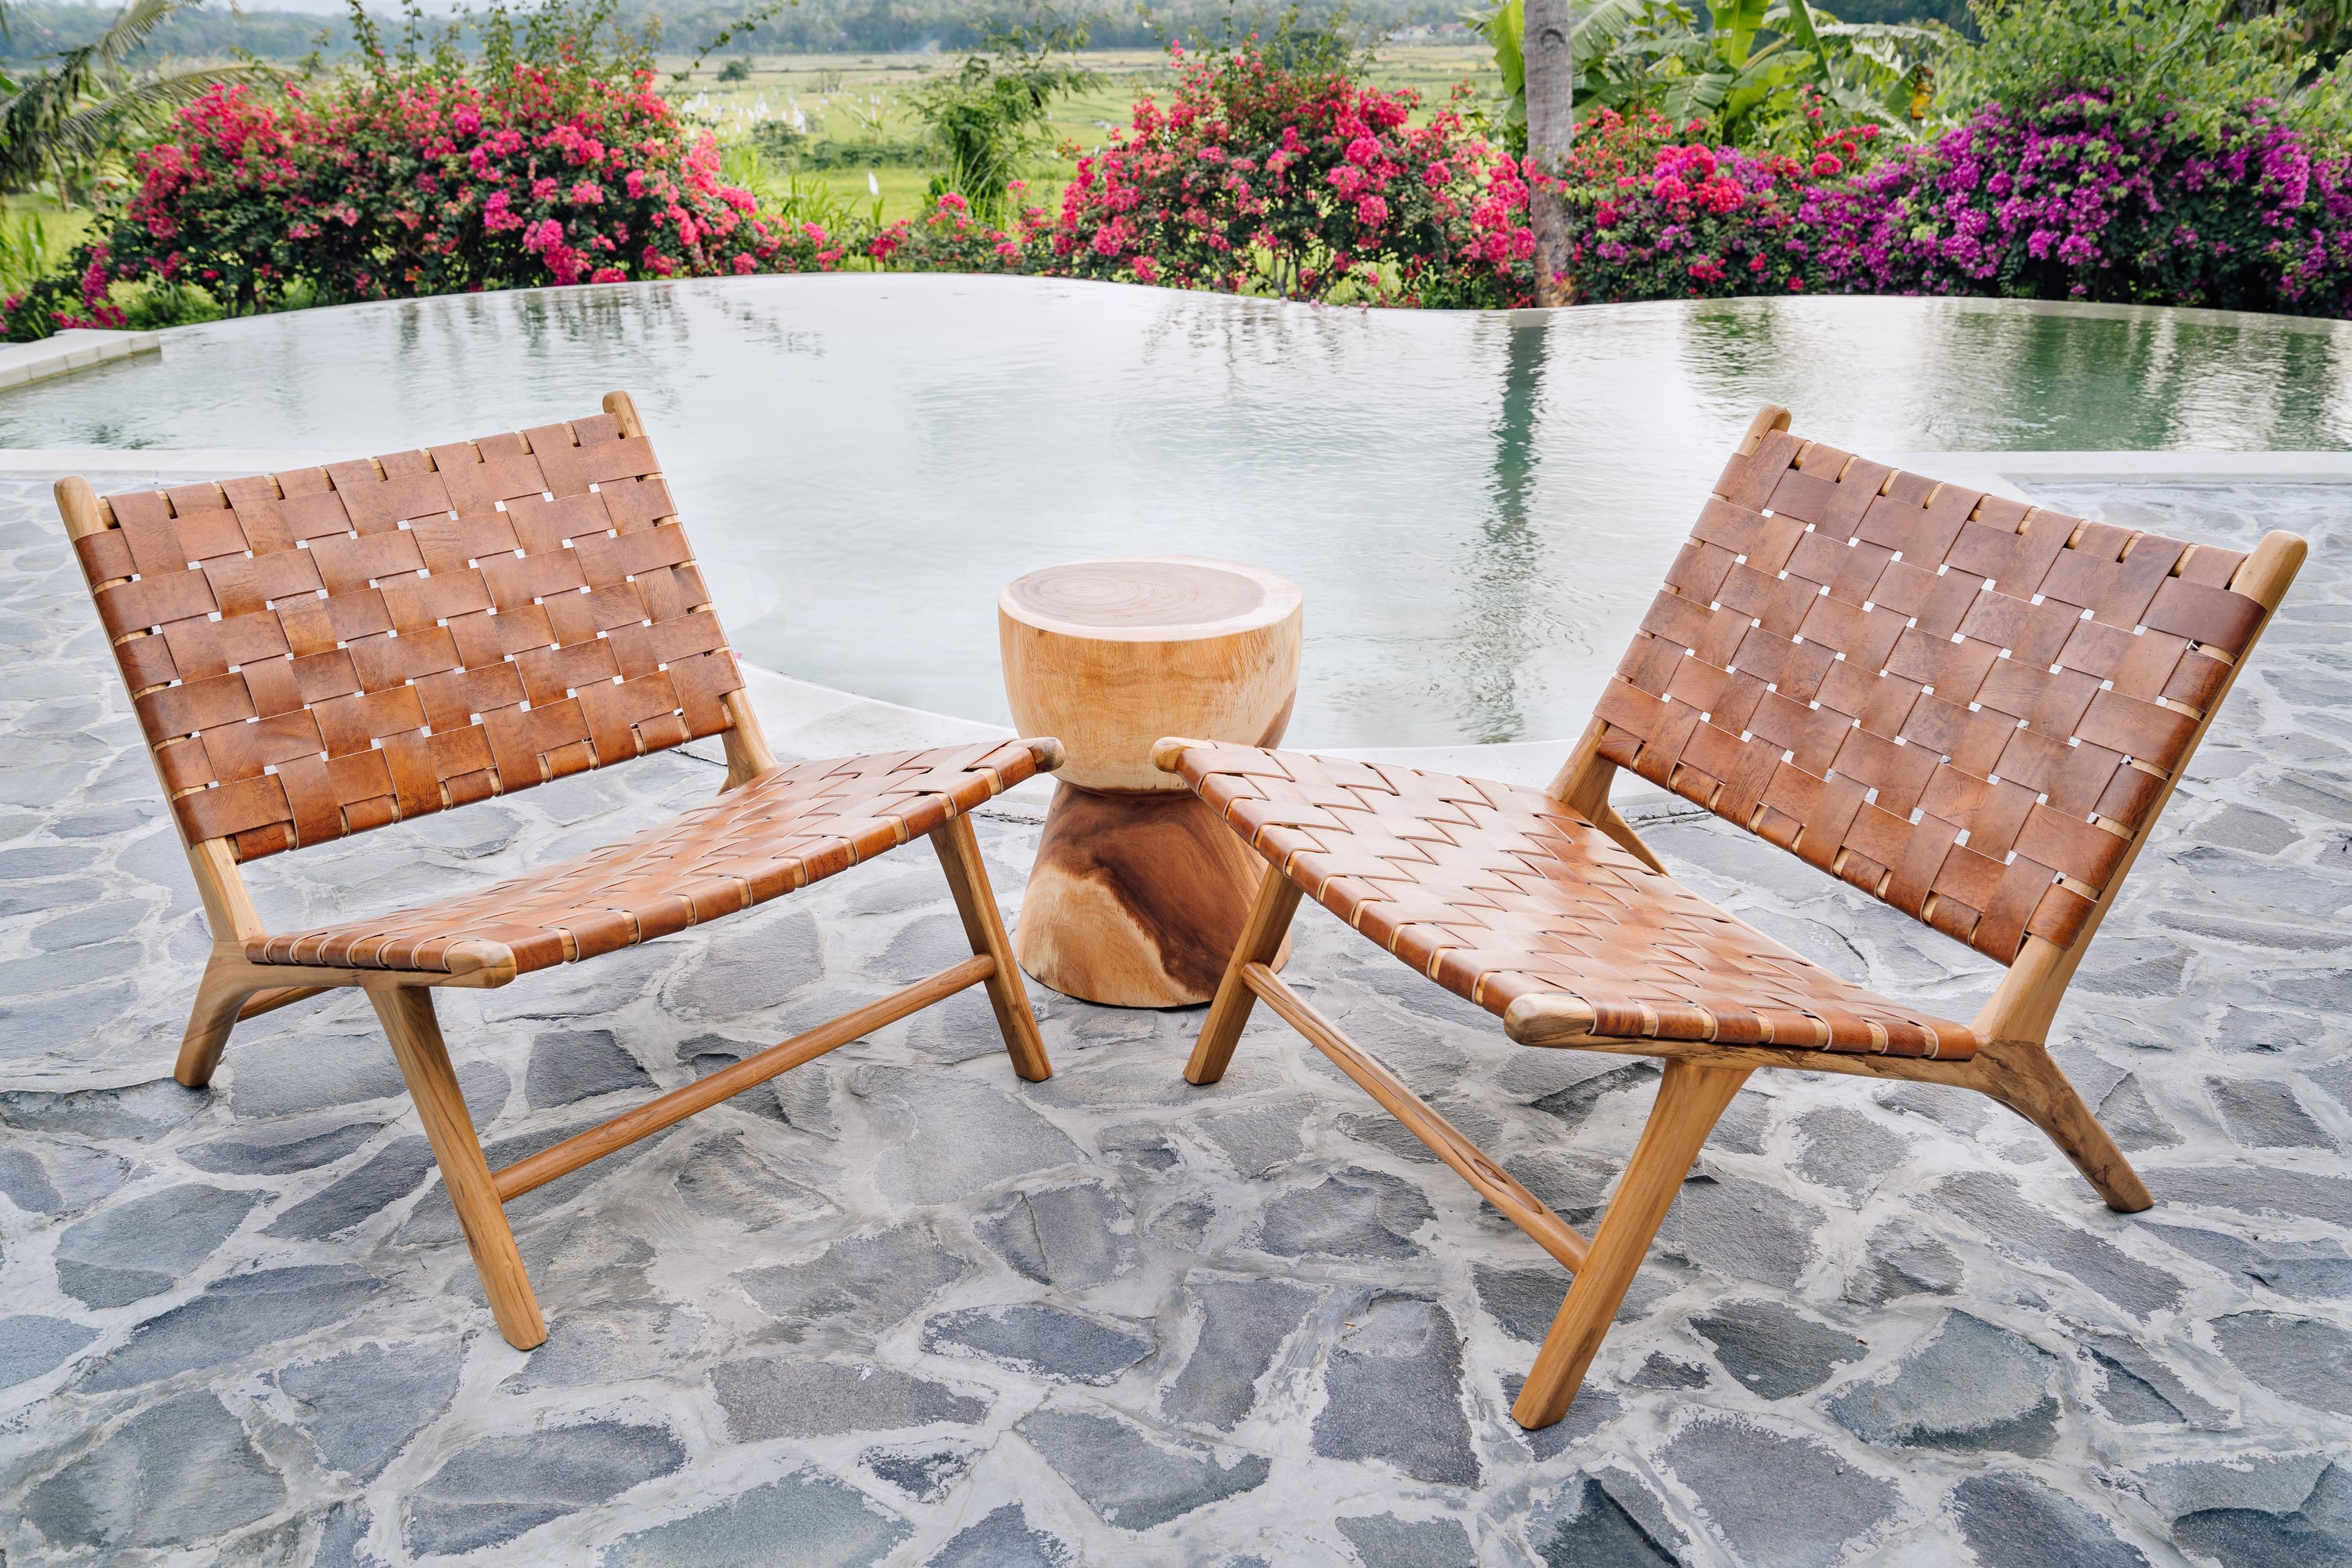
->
[1000, 555, 1301, 643]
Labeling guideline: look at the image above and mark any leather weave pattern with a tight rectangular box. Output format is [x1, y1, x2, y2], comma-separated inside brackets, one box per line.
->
[1595, 430, 2265, 964]
[71, 414, 745, 862]
[1169, 743, 1975, 1059]
[246, 740, 1040, 976]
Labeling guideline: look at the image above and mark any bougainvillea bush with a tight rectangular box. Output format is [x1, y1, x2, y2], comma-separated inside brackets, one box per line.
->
[0, 23, 828, 337]
[1564, 96, 2352, 317]
[1048, 41, 1540, 308]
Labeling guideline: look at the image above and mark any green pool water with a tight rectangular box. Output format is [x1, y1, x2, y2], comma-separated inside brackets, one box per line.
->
[9, 278, 2344, 744]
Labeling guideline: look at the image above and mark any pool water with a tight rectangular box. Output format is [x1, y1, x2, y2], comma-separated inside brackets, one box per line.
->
[11, 277, 2347, 745]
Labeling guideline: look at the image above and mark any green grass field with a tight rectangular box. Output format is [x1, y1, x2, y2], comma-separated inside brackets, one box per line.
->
[669, 43, 1504, 227]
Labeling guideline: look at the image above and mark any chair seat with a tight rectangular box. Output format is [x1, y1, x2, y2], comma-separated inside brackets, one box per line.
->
[247, 740, 1044, 978]
[1171, 743, 1977, 1060]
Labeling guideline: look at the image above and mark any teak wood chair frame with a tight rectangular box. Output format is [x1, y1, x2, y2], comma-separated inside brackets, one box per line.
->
[57, 391, 1059, 1349]
[1160, 405, 2306, 1429]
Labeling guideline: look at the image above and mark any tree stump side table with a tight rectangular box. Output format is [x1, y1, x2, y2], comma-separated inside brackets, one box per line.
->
[1000, 556, 1303, 1007]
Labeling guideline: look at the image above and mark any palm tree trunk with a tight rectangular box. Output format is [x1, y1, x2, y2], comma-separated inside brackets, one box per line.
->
[1523, 0, 1574, 305]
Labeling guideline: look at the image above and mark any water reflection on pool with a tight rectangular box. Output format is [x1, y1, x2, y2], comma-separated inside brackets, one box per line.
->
[10, 277, 2347, 744]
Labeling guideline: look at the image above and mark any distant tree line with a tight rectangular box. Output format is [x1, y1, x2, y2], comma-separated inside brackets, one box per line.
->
[0, 0, 1972, 66]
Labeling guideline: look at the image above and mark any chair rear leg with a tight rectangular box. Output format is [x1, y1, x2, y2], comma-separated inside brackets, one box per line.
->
[1512, 1060, 1751, 1430]
[176, 954, 260, 1088]
[931, 814, 1053, 1082]
[1186, 866, 1303, 1085]
[1974, 1038, 2153, 1213]
[368, 985, 547, 1350]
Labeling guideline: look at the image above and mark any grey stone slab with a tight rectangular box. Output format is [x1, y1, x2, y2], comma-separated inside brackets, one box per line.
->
[1950, 1473, 2151, 1568]
[309, 1500, 372, 1568]
[184, 1118, 385, 1175]
[713, 1357, 987, 1439]
[1629, 1352, 1709, 1389]
[1690, 1299, 1866, 1399]
[0, 1137, 125, 1214]
[736, 1222, 971, 1343]
[597, 1476, 898, 1568]
[528, 1027, 656, 1109]
[1257, 1167, 1434, 1259]
[0, 982, 138, 1062]
[1200, 1100, 1313, 1177]
[925, 1504, 1072, 1568]
[227, 1030, 407, 1117]
[2139, 1221, 2352, 1301]
[274, 1338, 463, 1478]
[664, 910, 824, 1018]
[0, 1313, 99, 1387]
[23, 1390, 286, 1553]
[1311, 1295, 1478, 1486]
[0, 937, 143, 993]
[860, 1441, 980, 1504]
[2211, 1312, 2352, 1416]
[2147, 1165, 2352, 1229]
[2080, 1327, 2232, 1429]
[1653, 1173, 1821, 1289]
[29, 899, 147, 950]
[81, 1263, 387, 1392]
[675, 1131, 839, 1229]
[264, 1135, 435, 1240]
[1828, 1312, 2060, 1455]
[1161, 1274, 1319, 1431]
[406, 1421, 687, 1557]
[0, 874, 103, 916]
[1791, 1105, 1911, 1203]
[0, 1074, 209, 1138]
[1937, 1171, 2183, 1316]
[1536, 1477, 1680, 1567]
[2098, 1075, 2183, 1151]
[2169, 1461, 2352, 1568]
[499, 1298, 702, 1391]
[861, 1065, 1083, 1205]
[1502, 1377, 1624, 1462]
[1018, 1406, 1271, 1530]
[482, 938, 684, 1022]
[1530, 1061, 1660, 1128]
[922, 1303, 1154, 1385]
[2208, 1076, 2337, 1148]
[1658, 1417, 1900, 1568]
[1844, 1220, 1964, 1306]
[1336, 1512, 1476, 1568]
[977, 1181, 1134, 1287]
[54, 1183, 261, 1307]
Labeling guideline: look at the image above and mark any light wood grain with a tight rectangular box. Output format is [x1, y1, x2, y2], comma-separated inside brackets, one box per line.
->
[931, 813, 1052, 1082]
[1000, 555, 1301, 794]
[1185, 865, 1305, 1085]
[371, 985, 546, 1349]
[1512, 1060, 1749, 1428]
[1015, 786, 1290, 1006]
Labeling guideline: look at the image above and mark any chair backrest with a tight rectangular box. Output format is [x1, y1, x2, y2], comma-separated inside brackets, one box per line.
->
[1591, 406, 2299, 968]
[60, 393, 748, 863]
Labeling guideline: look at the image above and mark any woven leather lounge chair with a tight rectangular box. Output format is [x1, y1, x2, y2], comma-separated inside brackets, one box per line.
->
[1158, 405, 2305, 1429]
[57, 392, 1059, 1349]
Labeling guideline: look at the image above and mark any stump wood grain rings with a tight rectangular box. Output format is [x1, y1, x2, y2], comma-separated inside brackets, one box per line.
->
[1001, 556, 1303, 1006]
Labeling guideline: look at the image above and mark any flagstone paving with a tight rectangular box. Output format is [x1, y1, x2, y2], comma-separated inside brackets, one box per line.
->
[1, 475, 2348, 1566]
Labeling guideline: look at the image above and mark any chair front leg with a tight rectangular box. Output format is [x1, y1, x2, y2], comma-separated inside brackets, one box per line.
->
[1186, 866, 1303, 1086]
[1512, 1059, 1751, 1429]
[1972, 1037, 2153, 1213]
[176, 950, 263, 1088]
[368, 985, 546, 1350]
[931, 813, 1053, 1083]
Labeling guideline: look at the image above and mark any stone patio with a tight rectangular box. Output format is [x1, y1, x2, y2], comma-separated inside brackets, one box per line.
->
[1, 474, 2349, 1566]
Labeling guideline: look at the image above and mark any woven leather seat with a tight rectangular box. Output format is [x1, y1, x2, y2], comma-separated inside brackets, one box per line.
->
[57, 392, 1062, 1355]
[248, 741, 1041, 976]
[1162, 405, 2307, 1433]
[1164, 742, 1976, 1059]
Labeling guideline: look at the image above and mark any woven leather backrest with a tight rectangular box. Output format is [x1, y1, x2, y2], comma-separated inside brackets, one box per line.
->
[1592, 425, 2270, 966]
[71, 412, 746, 862]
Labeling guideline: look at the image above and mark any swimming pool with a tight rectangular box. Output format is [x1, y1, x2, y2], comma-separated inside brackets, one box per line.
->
[12, 277, 2347, 744]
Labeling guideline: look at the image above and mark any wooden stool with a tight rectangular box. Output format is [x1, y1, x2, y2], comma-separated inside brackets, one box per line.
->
[1000, 556, 1303, 1006]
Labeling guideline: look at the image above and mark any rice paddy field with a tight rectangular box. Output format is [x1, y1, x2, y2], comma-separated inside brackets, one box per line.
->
[661, 42, 1504, 226]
